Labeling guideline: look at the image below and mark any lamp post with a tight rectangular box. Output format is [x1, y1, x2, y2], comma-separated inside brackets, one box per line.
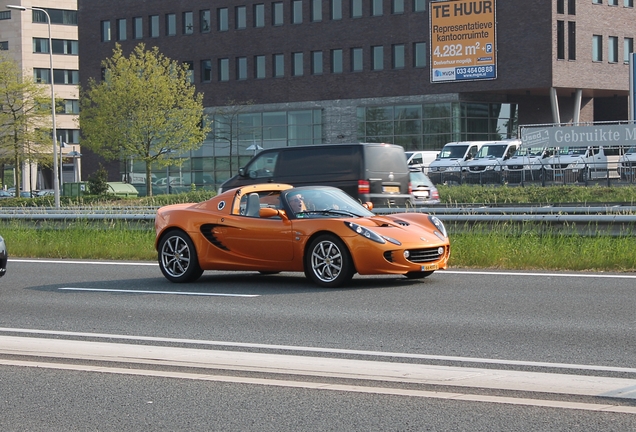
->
[7, 5, 59, 208]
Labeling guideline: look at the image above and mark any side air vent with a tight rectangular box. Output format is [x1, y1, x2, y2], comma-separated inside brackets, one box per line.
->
[392, 219, 410, 227]
[200, 224, 230, 251]
[383, 251, 394, 262]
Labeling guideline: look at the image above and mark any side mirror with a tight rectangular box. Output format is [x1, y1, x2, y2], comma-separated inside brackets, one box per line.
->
[238, 167, 246, 177]
[363, 202, 374, 211]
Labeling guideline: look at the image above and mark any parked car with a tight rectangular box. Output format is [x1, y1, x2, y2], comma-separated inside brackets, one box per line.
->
[428, 141, 485, 184]
[405, 150, 439, 172]
[155, 183, 450, 288]
[218, 143, 412, 207]
[618, 145, 636, 181]
[409, 170, 440, 205]
[464, 139, 520, 184]
[0, 234, 6, 278]
[544, 145, 624, 182]
[0, 190, 12, 198]
[502, 145, 552, 184]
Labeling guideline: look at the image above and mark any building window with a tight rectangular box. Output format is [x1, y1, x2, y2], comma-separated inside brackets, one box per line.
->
[608, 0, 618, 5]
[626, 0, 634, 7]
[117, 19, 127, 41]
[557, 0, 564, 13]
[183, 12, 194, 34]
[311, 51, 323, 74]
[236, 57, 247, 80]
[0, 11, 10, 20]
[331, 49, 343, 73]
[568, 21, 576, 60]
[608, 36, 618, 62]
[166, 13, 176, 36]
[200, 10, 211, 32]
[33, 8, 77, 25]
[273, 2, 284, 25]
[274, 53, 285, 77]
[34, 68, 50, 84]
[133, 17, 143, 39]
[201, 60, 212, 82]
[34, 38, 78, 55]
[351, 47, 363, 71]
[371, 0, 383, 16]
[63, 99, 79, 114]
[592, 0, 602, 4]
[624, 37, 634, 63]
[236, 6, 247, 29]
[568, 0, 576, 14]
[392, 44, 405, 69]
[57, 129, 80, 144]
[414, 42, 426, 67]
[149, 15, 159, 38]
[312, 0, 323, 21]
[292, 0, 303, 24]
[557, 21, 565, 60]
[331, 0, 343, 19]
[218, 58, 229, 81]
[52, 69, 79, 85]
[293, 52, 304, 76]
[351, 0, 363, 17]
[255, 55, 266, 78]
[0, 41, 8, 50]
[392, 0, 404, 13]
[218, 8, 229, 31]
[372, 46, 384, 70]
[592, 35, 603, 61]
[413, 0, 426, 12]
[101, 21, 111, 42]
[254, 4, 265, 27]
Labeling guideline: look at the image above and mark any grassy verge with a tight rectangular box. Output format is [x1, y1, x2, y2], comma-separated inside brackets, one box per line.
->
[2, 185, 635, 271]
[2, 220, 635, 272]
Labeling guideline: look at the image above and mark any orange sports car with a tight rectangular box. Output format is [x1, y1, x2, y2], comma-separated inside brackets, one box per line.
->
[155, 183, 450, 288]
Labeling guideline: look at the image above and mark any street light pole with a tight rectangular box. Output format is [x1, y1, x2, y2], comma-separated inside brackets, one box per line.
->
[7, 5, 59, 208]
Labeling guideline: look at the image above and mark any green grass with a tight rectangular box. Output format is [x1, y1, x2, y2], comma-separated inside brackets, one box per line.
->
[2, 185, 635, 271]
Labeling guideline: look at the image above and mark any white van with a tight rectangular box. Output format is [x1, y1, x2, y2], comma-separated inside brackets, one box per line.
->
[427, 141, 485, 184]
[544, 145, 624, 182]
[502, 145, 552, 183]
[618, 145, 636, 181]
[405, 150, 439, 172]
[464, 139, 520, 184]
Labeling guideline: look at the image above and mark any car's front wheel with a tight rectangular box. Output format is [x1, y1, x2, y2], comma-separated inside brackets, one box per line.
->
[304, 235, 354, 288]
[158, 230, 203, 283]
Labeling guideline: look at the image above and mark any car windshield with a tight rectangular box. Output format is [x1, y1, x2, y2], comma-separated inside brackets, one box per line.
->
[476, 144, 507, 158]
[282, 187, 374, 218]
[557, 146, 587, 156]
[438, 145, 468, 159]
[409, 171, 434, 187]
[626, 146, 636, 154]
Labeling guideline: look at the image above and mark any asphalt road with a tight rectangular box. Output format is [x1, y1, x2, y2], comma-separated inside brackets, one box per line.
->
[1, 259, 636, 431]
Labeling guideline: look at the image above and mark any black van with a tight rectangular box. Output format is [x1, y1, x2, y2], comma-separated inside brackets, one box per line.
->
[218, 143, 412, 207]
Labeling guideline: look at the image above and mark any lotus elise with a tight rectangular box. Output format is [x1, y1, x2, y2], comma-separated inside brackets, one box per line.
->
[155, 184, 450, 288]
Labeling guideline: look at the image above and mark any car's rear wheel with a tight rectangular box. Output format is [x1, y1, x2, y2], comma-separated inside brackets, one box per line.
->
[158, 230, 203, 283]
[305, 235, 354, 288]
[404, 270, 434, 279]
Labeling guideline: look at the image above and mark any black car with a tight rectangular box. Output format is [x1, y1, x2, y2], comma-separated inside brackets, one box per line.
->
[219, 143, 412, 207]
[0, 235, 6, 278]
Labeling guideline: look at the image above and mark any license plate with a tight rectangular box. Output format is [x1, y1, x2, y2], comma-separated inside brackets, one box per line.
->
[383, 186, 400, 193]
[422, 263, 438, 271]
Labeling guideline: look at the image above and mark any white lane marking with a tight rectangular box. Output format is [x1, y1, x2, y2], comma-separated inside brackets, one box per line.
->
[1, 358, 635, 414]
[58, 288, 259, 297]
[1, 336, 636, 413]
[1, 327, 635, 375]
[10, 258, 636, 279]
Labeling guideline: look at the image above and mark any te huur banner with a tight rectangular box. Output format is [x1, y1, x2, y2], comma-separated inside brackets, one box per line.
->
[430, 0, 497, 83]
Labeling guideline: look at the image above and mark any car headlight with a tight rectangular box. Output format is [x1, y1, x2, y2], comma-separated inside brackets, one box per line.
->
[344, 222, 386, 244]
[485, 165, 495, 171]
[428, 215, 448, 239]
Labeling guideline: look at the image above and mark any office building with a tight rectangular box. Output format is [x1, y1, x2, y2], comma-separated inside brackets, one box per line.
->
[78, 0, 636, 189]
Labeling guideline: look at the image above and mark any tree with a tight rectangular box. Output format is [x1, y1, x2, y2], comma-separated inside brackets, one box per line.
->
[0, 52, 53, 197]
[86, 165, 109, 195]
[209, 100, 257, 177]
[80, 43, 210, 196]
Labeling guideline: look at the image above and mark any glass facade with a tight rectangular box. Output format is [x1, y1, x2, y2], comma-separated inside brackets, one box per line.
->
[122, 109, 323, 190]
[357, 102, 518, 150]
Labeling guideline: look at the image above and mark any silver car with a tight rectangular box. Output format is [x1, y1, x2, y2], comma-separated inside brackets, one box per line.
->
[409, 170, 440, 206]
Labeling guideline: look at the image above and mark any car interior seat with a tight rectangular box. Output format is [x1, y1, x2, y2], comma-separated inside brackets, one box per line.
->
[245, 193, 261, 217]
